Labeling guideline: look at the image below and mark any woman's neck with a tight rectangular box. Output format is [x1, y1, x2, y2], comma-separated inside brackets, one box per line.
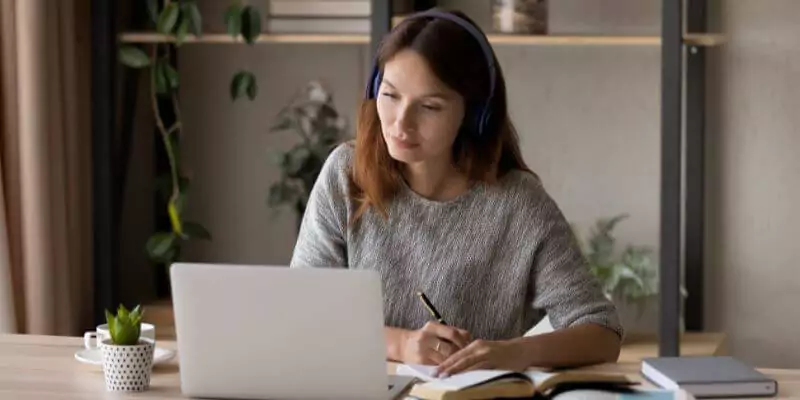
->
[402, 159, 470, 202]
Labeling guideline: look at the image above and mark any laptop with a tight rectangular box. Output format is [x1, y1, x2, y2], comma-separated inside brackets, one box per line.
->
[169, 262, 414, 399]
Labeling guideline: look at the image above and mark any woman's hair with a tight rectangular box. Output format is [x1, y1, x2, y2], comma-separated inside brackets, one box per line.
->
[349, 9, 533, 223]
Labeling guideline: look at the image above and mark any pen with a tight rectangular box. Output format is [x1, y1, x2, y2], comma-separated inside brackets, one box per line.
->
[416, 291, 447, 325]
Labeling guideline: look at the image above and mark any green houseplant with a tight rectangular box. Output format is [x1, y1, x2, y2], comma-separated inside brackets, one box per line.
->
[118, 0, 262, 267]
[266, 81, 349, 221]
[574, 214, 687, 319]
[104, 304, 146, 346]
[100, 304, 154, 392]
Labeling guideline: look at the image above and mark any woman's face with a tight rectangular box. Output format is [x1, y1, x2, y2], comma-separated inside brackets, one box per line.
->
[376, 49, 465, 165]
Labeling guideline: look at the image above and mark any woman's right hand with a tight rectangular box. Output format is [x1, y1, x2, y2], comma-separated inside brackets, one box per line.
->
[400, 322, 472, 365]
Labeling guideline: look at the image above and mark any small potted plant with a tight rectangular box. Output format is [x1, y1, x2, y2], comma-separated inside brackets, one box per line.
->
[100, 304, 154, 392]
[574, 214, 688, 333]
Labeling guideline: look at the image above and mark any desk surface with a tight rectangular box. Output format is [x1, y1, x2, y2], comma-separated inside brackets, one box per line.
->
[0, 334, 797, 400]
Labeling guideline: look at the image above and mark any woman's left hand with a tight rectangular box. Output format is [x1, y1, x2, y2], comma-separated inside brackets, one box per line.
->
[434, 339, 529, 378]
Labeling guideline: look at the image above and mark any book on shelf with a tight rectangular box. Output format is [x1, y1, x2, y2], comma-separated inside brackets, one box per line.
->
[266, 17, 369, 34]
[263, 0, 439, 35]
[268, 1, 370, 17]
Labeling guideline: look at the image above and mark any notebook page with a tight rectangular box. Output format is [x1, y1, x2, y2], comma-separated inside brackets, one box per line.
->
[396, 364, 438, 382]
[422, 370, 518, 391]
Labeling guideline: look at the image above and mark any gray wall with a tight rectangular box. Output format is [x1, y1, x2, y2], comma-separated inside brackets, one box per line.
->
[705, 0, 800, 369]
[143, 0, 800, 367]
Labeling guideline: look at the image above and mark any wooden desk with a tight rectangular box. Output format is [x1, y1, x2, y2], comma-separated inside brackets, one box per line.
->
[0, 334, 796, 399]
[618, 332, 728, 363]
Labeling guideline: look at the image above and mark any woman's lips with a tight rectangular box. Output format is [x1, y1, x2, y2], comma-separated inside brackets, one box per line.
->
[390, 136, 419, 149]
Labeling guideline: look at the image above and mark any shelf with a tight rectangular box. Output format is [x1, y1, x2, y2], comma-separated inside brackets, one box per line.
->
[119, 32, 369, 44]
[491, 33, 727, 46]
[683, 33, 727, 46]
[119, 32, 727, 47]
[489, 35, 660, 46]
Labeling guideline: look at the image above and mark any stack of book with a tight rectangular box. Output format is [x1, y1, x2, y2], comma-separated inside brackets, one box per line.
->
[266, 0, 371, 34]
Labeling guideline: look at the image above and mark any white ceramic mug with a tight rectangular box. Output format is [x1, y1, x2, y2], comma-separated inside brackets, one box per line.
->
[84, 323, 155, 350]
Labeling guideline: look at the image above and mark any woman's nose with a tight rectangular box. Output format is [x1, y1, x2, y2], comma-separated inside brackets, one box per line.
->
[396, 105, 417, 133]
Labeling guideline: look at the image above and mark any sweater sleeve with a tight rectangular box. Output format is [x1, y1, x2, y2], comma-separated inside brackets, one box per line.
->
[289, 144, 351, 269]
[528, 186, 624, 339]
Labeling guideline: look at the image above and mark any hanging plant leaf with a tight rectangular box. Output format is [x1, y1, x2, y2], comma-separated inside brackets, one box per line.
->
[146, 232, 177, 260]
[182, 222, 212, 240]
[224, 3, 243, 38]
[119, 46, 151, 68]
[246, 72, 258, 100]
[241, 6, 262, 44]
[230, 71, 251, 101]
[175, 17, 190, 46]
[157, 3, 180, 34]
[146, 0, 160, 25]
[182, 1, 203, 37]
[154, 60, 168, 95]
[163, 62, 180, 90]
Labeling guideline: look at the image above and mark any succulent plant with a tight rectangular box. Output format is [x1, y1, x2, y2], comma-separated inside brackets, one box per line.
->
[104, 304, 145, 346]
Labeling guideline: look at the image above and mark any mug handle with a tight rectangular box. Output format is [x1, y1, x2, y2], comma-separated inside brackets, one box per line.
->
[83, 331, 99, 350]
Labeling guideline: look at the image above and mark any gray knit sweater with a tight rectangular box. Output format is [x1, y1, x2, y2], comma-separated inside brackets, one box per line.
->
[290, 143, 623, 341]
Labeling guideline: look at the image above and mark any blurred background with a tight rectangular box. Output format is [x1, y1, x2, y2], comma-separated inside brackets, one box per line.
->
[1, 0, 798, 369]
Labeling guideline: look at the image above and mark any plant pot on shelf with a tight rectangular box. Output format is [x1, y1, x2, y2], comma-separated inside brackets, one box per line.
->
[100, 338, 155, 392]
[610, 294, 686, 343]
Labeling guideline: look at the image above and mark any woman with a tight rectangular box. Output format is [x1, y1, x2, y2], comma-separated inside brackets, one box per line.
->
[290, 8, 623, 376]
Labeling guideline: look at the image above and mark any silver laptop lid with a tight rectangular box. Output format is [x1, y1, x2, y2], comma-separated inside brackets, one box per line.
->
[170, 263, 389, 399]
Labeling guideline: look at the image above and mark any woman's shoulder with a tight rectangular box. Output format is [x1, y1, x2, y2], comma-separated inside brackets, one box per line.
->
[495, 169, 549, 204]
[323, 141, 355, 173]
[317, 141, 355, 189]
[491, 169, 568, 222]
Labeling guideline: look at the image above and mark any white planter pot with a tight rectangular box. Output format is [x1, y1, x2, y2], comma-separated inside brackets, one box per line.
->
[100, 338, 155, 392]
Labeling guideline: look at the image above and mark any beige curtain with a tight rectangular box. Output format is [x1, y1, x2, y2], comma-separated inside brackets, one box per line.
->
[0, 0, 92, 335]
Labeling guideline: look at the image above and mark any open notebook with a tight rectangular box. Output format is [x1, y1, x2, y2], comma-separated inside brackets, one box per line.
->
[397, 364, 637, 400]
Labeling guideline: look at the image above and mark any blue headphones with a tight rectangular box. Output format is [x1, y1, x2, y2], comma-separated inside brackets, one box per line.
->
[364, 10, 498, 137]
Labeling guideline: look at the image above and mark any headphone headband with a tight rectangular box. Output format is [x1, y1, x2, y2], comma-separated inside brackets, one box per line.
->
[365, 10, 498, 137]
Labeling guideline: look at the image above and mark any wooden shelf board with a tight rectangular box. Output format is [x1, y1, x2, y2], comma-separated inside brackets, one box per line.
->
[618, 332, 727, 363]
[683, 33, 727, 46]
[119, 32, 726, 47]
[488, 34, 660, 46]
[119, 32, 369, 45]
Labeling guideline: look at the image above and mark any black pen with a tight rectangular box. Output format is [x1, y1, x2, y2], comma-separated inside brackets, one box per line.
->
[416, 291, 447, 325]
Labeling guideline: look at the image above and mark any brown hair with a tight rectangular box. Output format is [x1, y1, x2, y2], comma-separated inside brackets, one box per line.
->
[350, 9, 533, 223]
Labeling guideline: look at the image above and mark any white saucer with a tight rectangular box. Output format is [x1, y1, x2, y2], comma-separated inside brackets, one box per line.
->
[74, 347, 176, 366]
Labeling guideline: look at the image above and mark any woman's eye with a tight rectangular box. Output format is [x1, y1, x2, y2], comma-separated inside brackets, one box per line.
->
[422, 104, 442, 111]
[381, 92, 398, 99]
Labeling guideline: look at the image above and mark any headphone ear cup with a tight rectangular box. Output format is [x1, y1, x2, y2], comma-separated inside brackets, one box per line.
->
[465, 104, 490, 137]
[365, 66, 381, 99]
[371, 70, 382, 99]
[478, 107, 493, 137]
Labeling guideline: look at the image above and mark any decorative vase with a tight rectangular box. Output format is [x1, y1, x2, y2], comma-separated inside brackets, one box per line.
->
[492, 0, 547, 34]
[100, 338, 155, 392]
